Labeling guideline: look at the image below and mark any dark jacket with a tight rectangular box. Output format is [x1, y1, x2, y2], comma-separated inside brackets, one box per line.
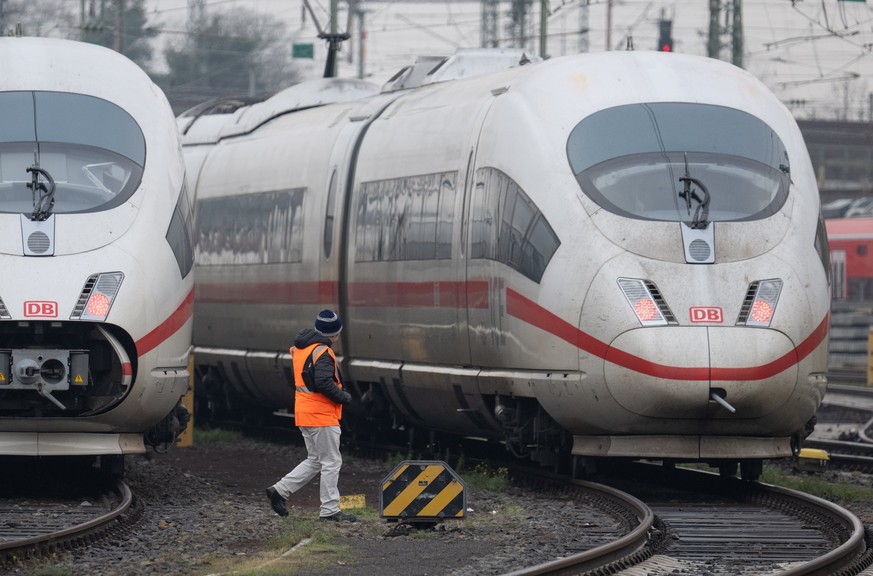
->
[293, 328, 351, 405]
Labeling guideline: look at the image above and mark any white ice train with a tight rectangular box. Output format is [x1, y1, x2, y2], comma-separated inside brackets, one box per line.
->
[0, 37, 193, 470]
[181, 49, 830, 479]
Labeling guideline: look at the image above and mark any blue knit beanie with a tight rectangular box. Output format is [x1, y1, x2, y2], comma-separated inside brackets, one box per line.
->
[314, 309, 343, 337]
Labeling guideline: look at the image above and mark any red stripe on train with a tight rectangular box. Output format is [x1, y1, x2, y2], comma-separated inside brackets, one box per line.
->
[195, 279, 827, 380]
[506, 287, 829, 381]
[135, 288, 195, 357]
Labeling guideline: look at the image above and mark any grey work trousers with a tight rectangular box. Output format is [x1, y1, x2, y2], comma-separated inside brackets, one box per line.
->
[272, 425, 343, 517]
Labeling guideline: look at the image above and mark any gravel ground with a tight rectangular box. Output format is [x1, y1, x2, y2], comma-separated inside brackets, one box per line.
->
[4, 436, 602, 576]
[6, 435, 873, 576]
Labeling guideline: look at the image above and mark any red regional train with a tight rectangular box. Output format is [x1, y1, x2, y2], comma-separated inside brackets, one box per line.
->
[825, 218, 873, 301]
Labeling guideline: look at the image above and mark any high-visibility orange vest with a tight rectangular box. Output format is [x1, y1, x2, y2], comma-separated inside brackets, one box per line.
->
[291, 343, 343, 427]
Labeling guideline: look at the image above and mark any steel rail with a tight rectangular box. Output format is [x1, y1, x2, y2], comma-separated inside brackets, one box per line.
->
[761, 482, 867, 576]
[0, 480, 133, 556]
[503, 479, 653, 576]
[819, 383, 873, 445]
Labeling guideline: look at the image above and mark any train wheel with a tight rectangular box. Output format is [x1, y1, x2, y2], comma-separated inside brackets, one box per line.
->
[740, 459, 762, 482]
[570, 456, 597, 479]
[718, 461, 738, 477]
[99, 454, 125, 481]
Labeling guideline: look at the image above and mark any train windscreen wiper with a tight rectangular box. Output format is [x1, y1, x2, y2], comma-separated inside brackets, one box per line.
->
[678, 153, 710, 229]
[27, 162, 56, 221]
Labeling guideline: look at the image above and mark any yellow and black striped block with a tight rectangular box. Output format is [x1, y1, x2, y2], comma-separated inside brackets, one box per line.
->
[380, 460, 466, 521]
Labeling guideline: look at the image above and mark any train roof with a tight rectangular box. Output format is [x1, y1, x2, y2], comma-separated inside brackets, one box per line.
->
[380, 48, 539, 92]
[178, 77, 380, 145]
[179, 48, 540, 145]
[179, 49, 797, 155]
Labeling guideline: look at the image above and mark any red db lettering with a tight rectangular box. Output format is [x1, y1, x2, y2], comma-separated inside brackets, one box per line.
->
[24, 301, 58, 318]
[689, 306, 723, 324]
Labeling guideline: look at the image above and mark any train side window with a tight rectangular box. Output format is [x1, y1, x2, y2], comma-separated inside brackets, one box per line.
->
[166, 181, 194, 278]
[355, 172, 456, 262]
[194, 189, 304, 266]
[509, 193, 536, 267]
[815, 216, 831, 287]
[524, 216, 560, 282]
[472, 166, 560, 283]
[470, 170, 499, 260]
[857, 244, 867, 256]
[436, 174, 455, 259]
[324, 169, 338, 259]
[469, 180, 489, 259]
[415, 180, 440, 260]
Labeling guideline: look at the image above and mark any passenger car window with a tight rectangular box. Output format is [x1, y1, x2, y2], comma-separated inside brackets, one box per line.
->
[471, 167, 559, 283]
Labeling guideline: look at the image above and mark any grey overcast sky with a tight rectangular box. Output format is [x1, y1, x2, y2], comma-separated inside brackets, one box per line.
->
[144, 0, 873, 120]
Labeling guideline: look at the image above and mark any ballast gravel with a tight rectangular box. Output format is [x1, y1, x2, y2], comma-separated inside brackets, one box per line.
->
[6, 437, 611, 576]
[7, 436, 873, 576]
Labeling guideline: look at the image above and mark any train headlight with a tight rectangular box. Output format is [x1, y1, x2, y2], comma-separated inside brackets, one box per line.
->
[72, 272, 124, 321]
[86, 292, 112, 318]
[738, 279, 782, 327]
[618, 278, 675, 326]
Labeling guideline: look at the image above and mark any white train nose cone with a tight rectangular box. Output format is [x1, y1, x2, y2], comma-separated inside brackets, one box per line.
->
[604, 326, 798, 419]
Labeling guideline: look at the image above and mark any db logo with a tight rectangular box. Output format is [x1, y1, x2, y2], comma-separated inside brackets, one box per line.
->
[689, 306, 723, 323]
[24, 301, 58, 318]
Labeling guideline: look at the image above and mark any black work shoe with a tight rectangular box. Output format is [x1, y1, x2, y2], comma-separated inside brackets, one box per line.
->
[320, 511, 357, 523]
[266, 487, 288, 517]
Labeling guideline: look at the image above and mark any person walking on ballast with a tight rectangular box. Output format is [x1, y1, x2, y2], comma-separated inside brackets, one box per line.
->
[266, 309, 356, 522]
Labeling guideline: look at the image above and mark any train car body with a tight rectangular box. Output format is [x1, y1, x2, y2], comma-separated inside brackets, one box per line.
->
[0, 38, 194, 458]
[825, 217, 873, 301]
[182, 49, 830, 471]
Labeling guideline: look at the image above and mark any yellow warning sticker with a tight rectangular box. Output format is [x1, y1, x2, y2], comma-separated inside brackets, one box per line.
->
[74, 374, 83, 383]
[0, 371, 5, 382]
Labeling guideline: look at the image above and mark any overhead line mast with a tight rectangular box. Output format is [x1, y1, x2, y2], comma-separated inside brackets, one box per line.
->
[708, 0, 744, 68]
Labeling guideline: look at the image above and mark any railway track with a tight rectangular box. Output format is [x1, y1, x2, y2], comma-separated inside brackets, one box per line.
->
[505, 464, 871, 575]
[0, 479, 141, 564]
[806, 383, 873, 468]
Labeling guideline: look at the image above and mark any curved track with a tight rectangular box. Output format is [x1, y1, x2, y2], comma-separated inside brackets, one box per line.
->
[0, 480, 139, 564]
[501, 474, 654, 576]
[807, 383, 873, 468]
[507, 465, 870, 575]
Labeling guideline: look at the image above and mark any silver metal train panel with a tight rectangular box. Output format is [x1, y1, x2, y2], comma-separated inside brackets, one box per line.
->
[183, 49, 829, 464]
[0, 38, 193, 456]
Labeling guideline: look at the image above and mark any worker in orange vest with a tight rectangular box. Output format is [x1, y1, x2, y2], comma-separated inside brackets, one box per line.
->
[266, 309, 355, 522]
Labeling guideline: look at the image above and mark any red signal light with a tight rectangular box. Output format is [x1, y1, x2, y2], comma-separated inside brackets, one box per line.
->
[661, 44, 671, 52]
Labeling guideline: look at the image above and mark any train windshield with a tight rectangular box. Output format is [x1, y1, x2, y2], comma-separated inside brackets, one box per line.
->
[567, 103, 790, 222]
[0, 91, 144, 214]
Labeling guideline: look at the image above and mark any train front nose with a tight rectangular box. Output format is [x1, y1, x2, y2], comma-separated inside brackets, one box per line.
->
[604, 326, 798, 421]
